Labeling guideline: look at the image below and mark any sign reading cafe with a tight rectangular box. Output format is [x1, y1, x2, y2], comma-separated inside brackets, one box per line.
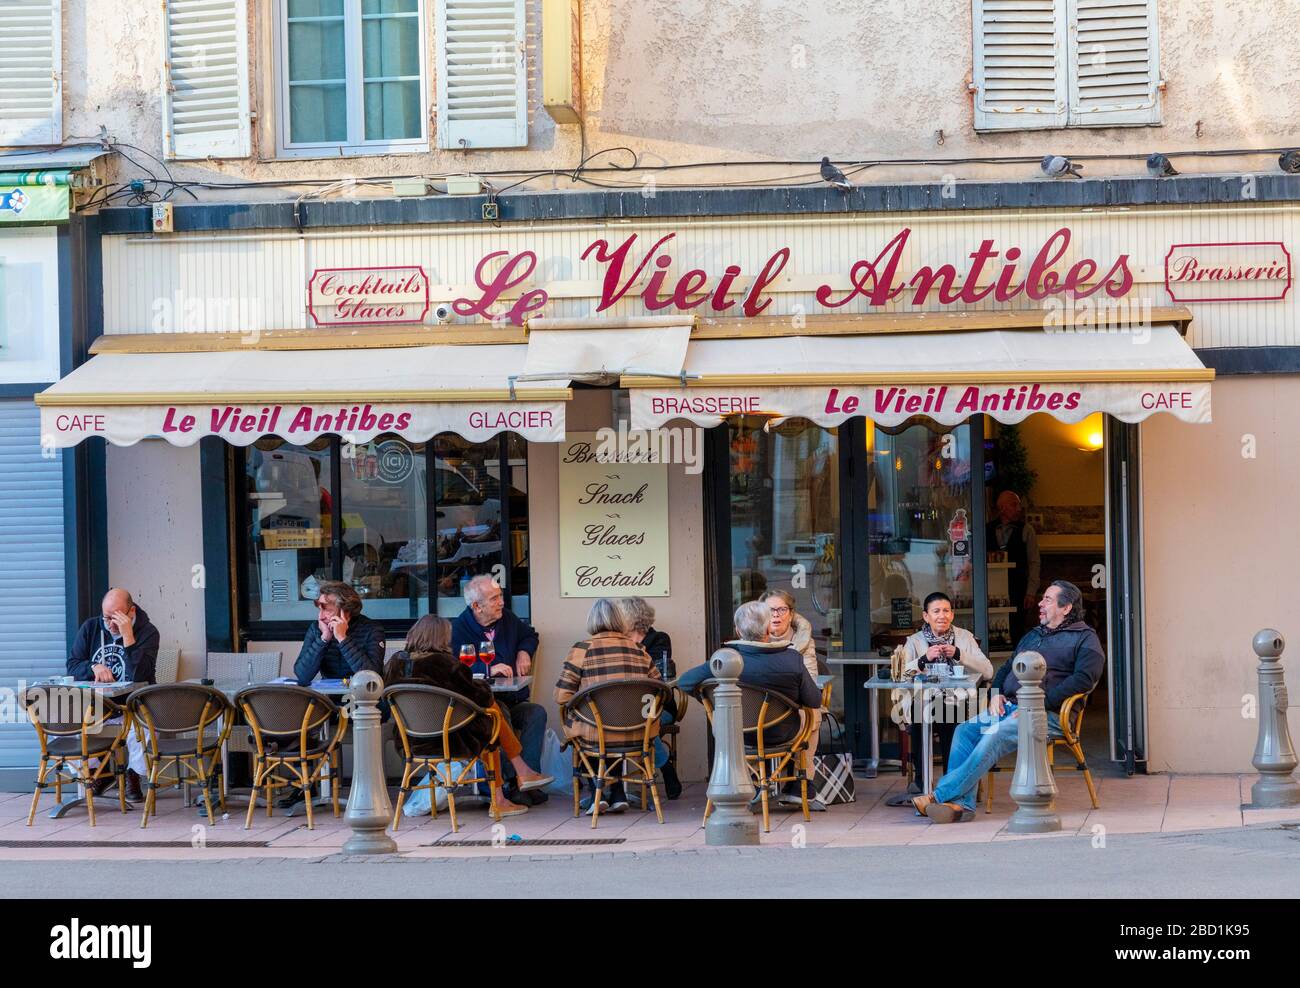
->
[558, 431, 670, 598]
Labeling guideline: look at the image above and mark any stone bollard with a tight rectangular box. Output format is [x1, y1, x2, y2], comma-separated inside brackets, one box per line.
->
[1006, 651, 1062, 834]
[1247, 629, 1300, 808]
[342, 671, 397, 855]
[705, 647, 760, 846]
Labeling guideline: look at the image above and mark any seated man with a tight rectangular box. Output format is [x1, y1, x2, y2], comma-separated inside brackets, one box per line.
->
[912, 579, 1104, 824]
[679, 600, 825, 811]
[294, 581, 386, 685]
[67, 588, 160, 803]
[452, 575, 547, 804]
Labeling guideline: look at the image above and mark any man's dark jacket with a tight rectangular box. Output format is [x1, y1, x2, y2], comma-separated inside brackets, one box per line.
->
[451, 606, 539, 698]
[67, 606, 160, 684]
[294, 612, 386, 685]
[992, 619, 1105, 711]
[679, 639, 821, 744]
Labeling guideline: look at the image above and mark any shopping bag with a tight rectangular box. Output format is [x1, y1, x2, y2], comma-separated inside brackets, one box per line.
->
[810, 712, 856, 805]
[540, 729, 574, 794]
[401, 765, 456, 817]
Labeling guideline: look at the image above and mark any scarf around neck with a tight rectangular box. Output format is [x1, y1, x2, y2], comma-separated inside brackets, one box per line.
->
[920, 623, 955, 648]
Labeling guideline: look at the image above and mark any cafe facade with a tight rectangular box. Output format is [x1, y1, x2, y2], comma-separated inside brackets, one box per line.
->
[35, 182, 1300, 780]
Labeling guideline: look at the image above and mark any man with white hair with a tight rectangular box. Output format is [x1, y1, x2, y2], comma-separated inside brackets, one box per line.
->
[451, 575, 547, 801]
[678, 600, 825, 811]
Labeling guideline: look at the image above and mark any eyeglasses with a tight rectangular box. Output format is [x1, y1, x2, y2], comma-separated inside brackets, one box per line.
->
[769, 606, 791, 617]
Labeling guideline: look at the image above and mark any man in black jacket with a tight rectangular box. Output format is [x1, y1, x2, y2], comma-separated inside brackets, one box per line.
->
[66, 588, 160, 801]
[679, 600, 825, 810]
[913, 580, 1104, 824]
[294, 581, 386, 685]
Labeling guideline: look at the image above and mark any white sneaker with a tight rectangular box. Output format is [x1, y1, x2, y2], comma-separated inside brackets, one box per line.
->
[605, 799, 629, 814]
[584, 799, 609, 816]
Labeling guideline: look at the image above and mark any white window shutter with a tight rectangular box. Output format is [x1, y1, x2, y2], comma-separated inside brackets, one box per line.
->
[0, 0, 62, 146]
[1068, 0, 1160, 126]
[162, 0, 251, 159]
[436, 0, 528, 150]
[972, 0, 1067, 131]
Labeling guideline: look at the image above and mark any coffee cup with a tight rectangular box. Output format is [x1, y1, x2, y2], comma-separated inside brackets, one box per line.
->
[951, 664, 964, 679]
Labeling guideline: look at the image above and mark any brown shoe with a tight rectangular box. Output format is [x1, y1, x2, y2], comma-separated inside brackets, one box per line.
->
[124, 770, 145, 804]
[910, 793, 935, 816]
[924, 800, 973, 824]
[89, 775, 115, 798]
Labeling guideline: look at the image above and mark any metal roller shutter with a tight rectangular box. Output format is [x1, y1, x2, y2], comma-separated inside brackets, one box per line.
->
[0, 400, 66, 770]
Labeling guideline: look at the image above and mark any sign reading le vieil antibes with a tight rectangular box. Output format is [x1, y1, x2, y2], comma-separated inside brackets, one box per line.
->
[558, 432, 669, 598]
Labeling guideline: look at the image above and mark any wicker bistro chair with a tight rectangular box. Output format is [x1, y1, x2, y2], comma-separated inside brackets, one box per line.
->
[983, 691, 1100, 813]
[695, 680, 818, 833]
[383, 684, 506, 833]
[127, 684, 234, 828]
[559, 678, 673, 829]
[22, 687, 133, 826]
[234, 685, 349, 830]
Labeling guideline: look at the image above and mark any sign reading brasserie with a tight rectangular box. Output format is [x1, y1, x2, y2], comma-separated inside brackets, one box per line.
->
[558, 431, 669, 598]
[1164, 241, 1292, 303]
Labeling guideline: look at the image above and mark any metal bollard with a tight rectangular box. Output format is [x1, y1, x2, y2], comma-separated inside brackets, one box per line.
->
[342, 671, 397, 855]
[1006, 651, 1061, 834]
[1248, 629, 1300, 808]
[705, 648, 760, 846]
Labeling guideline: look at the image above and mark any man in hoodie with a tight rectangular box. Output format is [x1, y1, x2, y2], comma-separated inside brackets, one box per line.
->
[451, 575, 547, 794]
[67, 588, 160, 802]
[912, 579, 1104, 824]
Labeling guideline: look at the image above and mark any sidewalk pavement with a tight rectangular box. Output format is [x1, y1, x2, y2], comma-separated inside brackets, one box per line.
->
[2, 770, 1296, 863]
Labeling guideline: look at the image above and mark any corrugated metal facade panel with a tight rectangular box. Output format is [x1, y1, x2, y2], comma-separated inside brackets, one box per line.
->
[101, 205, 1300, 350]
[0, 400, 65, 769]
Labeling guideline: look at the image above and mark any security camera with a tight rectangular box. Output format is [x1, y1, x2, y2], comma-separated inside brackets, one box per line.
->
[433, 303, 453, 323]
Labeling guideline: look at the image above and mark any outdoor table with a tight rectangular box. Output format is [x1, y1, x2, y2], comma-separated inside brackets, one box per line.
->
[863, 673, 981, 797]
[27, 679, 141, 819]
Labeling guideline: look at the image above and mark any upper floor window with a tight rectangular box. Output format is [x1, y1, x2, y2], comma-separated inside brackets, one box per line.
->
[277, 0, 428, 155]
[972, 0, 1161, 131]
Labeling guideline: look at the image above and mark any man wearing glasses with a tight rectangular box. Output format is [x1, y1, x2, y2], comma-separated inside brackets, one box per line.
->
[294, 581, 387, 686]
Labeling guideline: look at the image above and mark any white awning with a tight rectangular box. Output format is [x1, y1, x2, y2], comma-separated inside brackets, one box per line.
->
[626, 323, 1213, 429]
[36, 344, 570, 447]
[521, 316, 692, 385]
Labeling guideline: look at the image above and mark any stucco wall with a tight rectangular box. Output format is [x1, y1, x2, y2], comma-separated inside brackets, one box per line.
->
[105, 440, 208, 679]
[1141, 374, 1300, 772]
[56, 0, 1300, 201]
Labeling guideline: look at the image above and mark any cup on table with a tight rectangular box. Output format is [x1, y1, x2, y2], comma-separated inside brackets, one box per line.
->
[929, 662, 951, 679]
[951, 664, 964, 679]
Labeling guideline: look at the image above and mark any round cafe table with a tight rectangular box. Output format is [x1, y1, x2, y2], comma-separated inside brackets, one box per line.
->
[862, 672, 981, 801]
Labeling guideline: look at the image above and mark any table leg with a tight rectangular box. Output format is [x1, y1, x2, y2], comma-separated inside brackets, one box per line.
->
[867, 686, 880, 777]
[922, 693, 934, 796]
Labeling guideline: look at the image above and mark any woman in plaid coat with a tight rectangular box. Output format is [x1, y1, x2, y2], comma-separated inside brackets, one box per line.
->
[554, 598, 663, 814]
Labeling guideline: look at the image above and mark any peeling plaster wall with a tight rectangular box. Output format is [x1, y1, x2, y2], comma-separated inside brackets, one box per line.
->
[57, 0, 1300, 202]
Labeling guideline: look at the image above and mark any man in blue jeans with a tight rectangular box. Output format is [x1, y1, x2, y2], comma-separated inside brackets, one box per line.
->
[912, 579, 1104, 824]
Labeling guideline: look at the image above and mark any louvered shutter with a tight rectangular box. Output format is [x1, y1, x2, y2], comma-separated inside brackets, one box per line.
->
[1068, 0, 1160, 126]
[972, 0, 1067, 131]
[0, 401, 66, 771]
[0, 0, 61, 146]
[162, 0, 251, 159]
[436, 0, 528, 149]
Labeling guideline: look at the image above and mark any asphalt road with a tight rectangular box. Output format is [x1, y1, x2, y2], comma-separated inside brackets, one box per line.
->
[5, 823, 1300, 898]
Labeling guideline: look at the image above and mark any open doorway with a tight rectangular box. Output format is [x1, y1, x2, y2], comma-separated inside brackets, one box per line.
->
[984, 413, 1113, 776]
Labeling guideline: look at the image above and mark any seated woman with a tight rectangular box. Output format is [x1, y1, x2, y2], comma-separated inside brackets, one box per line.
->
[624, 596, 681, 800]
[760, 588, 825, 788]
[899, 591, 993, 797]
[384, 614, 552, 819]
[554, 598, 663, 816]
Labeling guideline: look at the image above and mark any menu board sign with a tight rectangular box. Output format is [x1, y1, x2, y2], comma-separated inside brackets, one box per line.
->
[558, 431, 670, 598]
